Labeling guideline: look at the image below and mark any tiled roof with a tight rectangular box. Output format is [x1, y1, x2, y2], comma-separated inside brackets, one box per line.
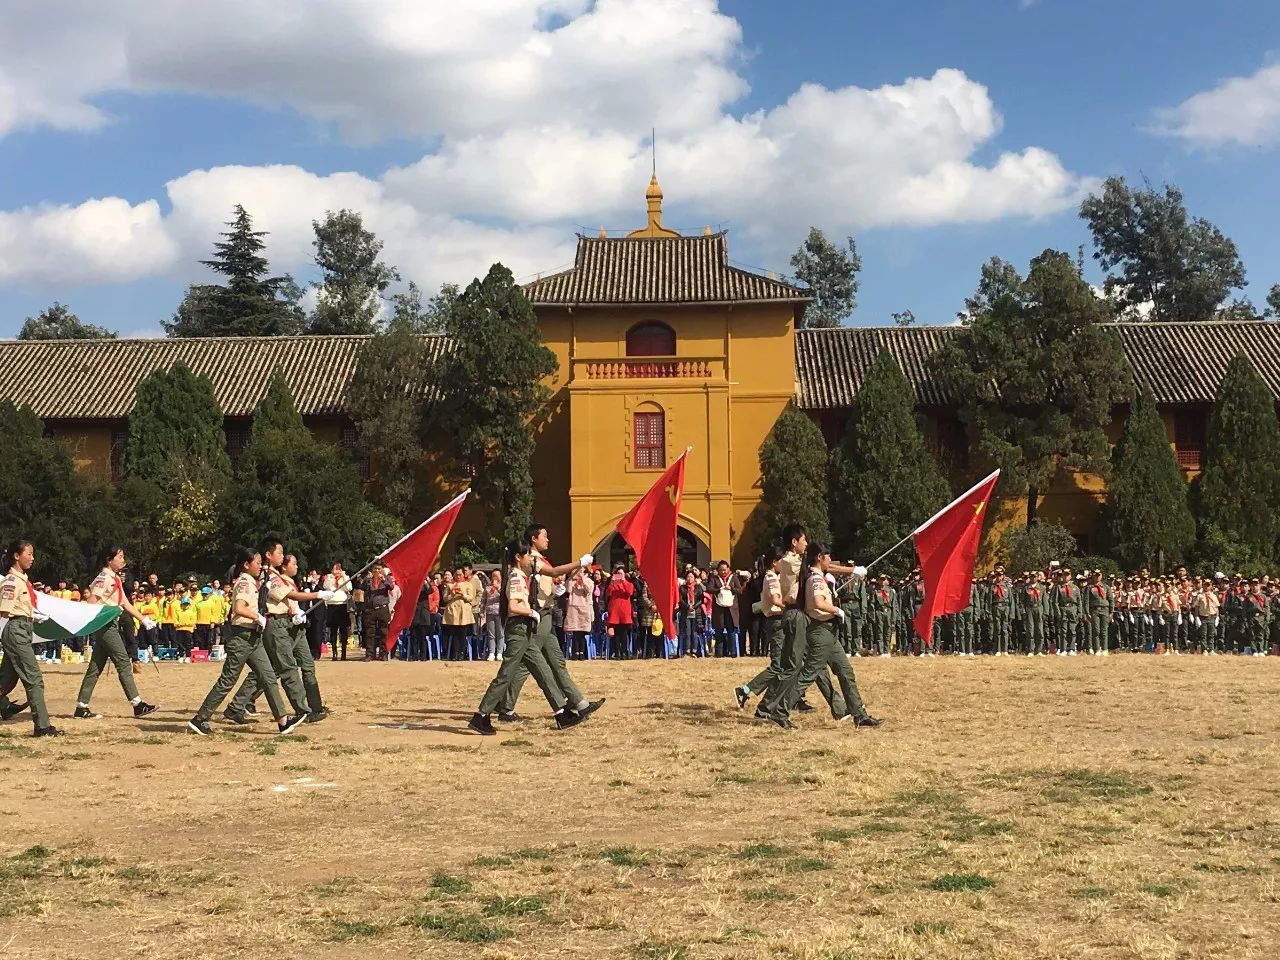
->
[795, 320, 1280, 409]
[0, 335, 450, 419]
[523, 232, 809, 305]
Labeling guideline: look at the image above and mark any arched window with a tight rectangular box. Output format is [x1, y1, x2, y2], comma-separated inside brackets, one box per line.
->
[626, 321, 676, 357]
[633, 403, 666, 469]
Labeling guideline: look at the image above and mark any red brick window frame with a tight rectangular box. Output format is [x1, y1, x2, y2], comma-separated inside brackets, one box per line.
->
[634, 409, 666, 470]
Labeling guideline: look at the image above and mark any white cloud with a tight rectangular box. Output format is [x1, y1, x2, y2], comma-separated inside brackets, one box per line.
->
[1155, 61, 1280, 147]
[0, 2, 1094, 291]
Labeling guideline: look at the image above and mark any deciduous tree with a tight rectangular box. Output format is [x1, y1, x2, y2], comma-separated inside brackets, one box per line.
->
[789, 227, 861, 329]
[19, 302, 116, 340]
[308, 209, 400, 334]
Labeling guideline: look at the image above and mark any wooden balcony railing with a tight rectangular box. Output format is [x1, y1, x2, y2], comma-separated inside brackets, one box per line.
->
[574, 356, 723, 381]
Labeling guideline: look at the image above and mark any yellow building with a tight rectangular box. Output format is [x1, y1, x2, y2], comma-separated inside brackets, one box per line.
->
[1, 177, 1279, 566]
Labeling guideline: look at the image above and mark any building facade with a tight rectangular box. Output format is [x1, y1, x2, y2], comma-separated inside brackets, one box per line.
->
[2, 179, 1279, 565]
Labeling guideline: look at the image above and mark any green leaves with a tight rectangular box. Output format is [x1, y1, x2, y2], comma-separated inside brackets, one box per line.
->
[790, 227, 861, 329]
[760, 404, 831, 546]
[308, 209, 401, 335]
[18, 301, 116, 341]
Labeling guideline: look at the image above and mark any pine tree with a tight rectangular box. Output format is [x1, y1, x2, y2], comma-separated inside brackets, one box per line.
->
[1097, 385, 1195, 569]
[1192, 353, 1280, 563]
[227, 372, 400, 569]
[422, 264, 555, 549]
[346, 320, 432, 520]
[125, 362, 230, 484]
[829, 350, 950, 573]
[759, 404, 831, 545]
[165, 205, 304, 337]
[931, 250, 1131, 525]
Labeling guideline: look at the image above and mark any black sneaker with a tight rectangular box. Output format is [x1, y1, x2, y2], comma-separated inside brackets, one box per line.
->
[794, 699, 815, 713]
[753, 707, 769, 721]
[856, 715, 885, 728]
[768, 714, 794, 730]
[277, 714, 308, 736]
[243, 704, 258, 717]
[34, 725, 64, 737]
[496, 711, 523, 722]
[187, 717, 212, 736]
[579, 698, 606, 719]
[468, 713, 498, 735]
[304, 707, 330, 723]
[73, 706, 101, 719]
[133, 702, 158, 718]
[554, 709, 585, 730]
[0, 700, 29, 721]
[222, 708, 251, 725]
[734, 686, 750, 710]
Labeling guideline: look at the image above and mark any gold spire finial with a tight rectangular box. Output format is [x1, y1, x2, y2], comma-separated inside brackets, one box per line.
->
[598, 226, 607, 238]
[627, 171, 680, 238]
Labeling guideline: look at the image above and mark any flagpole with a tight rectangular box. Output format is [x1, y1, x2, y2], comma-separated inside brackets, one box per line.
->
[302, 488, 471, 617]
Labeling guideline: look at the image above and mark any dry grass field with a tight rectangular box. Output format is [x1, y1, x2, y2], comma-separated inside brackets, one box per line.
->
[2, 653, 1279, 959]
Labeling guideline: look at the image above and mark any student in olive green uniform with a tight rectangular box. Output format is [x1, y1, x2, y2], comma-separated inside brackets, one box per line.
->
[735, 545, 787, 708]
[187, 547, 307, 737]
[990, 567, 1013, 656]
[868, 575, 895, 656]
[1085, 572, 1110, 656]
[501, 523, 603, 721]
[231, 550, 333, 722]
[469, 537, 585, 734]
[759, 541, 882, 730]
[73, 545, 159, 720]
[0, 540, 60, 736]
[1022, 574, 1047, 656]
[1052, 569, 1081, 656]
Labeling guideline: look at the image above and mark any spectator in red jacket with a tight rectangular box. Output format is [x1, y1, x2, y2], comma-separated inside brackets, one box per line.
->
[605, 564, 636, 660]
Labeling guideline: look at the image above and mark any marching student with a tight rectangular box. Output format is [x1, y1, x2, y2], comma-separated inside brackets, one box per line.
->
[469, 536, 586, 734]
[187, 546, 307, 737]
[73, 545, 160, 719]
[733, 545, 786, 709]
[0, 540, 60, 736]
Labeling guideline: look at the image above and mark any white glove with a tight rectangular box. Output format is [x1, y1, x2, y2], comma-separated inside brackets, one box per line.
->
[853, 566, 868, 579]
[579, 553, 593, 568]
[530, 610, 541, 625]
[317, 590, 335, 602]
[141, 616, 156, 631]
[834, 607, 846, 622]
[256, 614, 267, 629]
[554, 583, 567, 597]
[291, 612, 307, 626]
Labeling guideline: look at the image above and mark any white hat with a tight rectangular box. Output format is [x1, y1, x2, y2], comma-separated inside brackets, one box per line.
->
[1215, 571, 1226, 579]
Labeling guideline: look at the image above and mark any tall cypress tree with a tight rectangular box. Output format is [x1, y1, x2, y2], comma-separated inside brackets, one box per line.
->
[1097, 385, 1195, 569]
[125, 362, 230, 484]
[227, 372, 400, 569]
[759, 404, 831, 545]
[1192, 353, 1280, 563]
[829, 350, 950, 571]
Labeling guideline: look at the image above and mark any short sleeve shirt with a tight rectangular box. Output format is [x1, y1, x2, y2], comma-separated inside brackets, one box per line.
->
[531, 549, 556, 612]
[806, 571, 835, 621]
[230, 573, 260, 627]
[265, 569, 292, 615]
[88, 567, 125, 605]
[506, 568, 530, 605]
[779, 552, 803, 605]
[0, 569, 36, 618]
[761, 570, 784, 616]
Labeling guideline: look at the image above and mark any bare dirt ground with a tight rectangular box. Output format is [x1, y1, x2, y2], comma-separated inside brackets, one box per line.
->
[2, 653, 1279, 960]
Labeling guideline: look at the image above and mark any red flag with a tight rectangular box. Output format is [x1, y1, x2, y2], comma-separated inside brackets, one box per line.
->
[912, 469, 1000, 645]
[381, 490, 470, 652]
[616, 448, 689, 642]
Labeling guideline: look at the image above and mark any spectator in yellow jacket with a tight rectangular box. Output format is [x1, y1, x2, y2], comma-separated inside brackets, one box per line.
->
[194, 586, 217, 650]
[174, 595, 198, 661]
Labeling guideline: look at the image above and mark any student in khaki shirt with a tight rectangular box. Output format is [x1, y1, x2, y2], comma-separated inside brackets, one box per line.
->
[0, 540, 60, 736]
[72, 545, 158, 719]
[735, 544, 787, 709]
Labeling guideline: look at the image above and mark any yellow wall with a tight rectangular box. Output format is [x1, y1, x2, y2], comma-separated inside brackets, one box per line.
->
[47, 422, 115, 477]
[533, 302, 796, 566]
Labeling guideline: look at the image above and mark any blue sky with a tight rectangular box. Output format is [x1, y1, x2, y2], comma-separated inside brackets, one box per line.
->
[1, 0, 1278, 337]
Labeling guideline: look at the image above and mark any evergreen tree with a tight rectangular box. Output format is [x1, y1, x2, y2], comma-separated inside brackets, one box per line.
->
[1192, 353, 1280, 563]
[19, 302, 116, 340]
[0, 402, 115, 582]
[759, 404, 831, 545]
[308, 209, 400, 334]
[1097, 385, 1195, 569]
[124, 362, 230, 484]
[346, 320, 433, 520]
[829, 350, 950, 573]
[164, 205, 304, 337]
[227, 372, 400, 569]
[1080, 176, 1247, 322]
[422, 264, 556, 549]
[997, 521, 1080, 574]
[931, 250, 1131, 525]
[790, 227, 861, 329]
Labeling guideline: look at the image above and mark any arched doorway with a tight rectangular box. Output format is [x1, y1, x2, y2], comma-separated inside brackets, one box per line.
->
[593, 525, 711, 573]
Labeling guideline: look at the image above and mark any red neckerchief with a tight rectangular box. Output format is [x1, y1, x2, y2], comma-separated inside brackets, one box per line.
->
[1030, 587, 1040, 601]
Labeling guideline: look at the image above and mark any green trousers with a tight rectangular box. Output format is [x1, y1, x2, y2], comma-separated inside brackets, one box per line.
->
[76, 618, 139, 705]
[771, 618, 866, 723]
[229, 617, 309, 716]
[1057, 616, 1078, 653]
[479, 619, 566, 715]
[503, 612, 584, 713]
[1025, 610, 1045, 654]
[1087, 612, 1108, 653]
[0, 618, 51, 728]
[195, 626, 287, 722]
[234, 623, 322, 714]
[744, 615, 784, 694]
[760, 608, 846, 721]
[868, 612, 890, 655]
[992, 606, 1010, 654]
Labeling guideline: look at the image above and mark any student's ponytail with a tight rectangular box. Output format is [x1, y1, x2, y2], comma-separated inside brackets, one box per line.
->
[800, 542, 828, 615]
[757, 543, 784, 578]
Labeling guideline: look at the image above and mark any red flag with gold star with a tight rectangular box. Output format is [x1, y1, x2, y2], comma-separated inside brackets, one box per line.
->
[912, 469, 1000, 644]
[616, 447, 689, 643]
